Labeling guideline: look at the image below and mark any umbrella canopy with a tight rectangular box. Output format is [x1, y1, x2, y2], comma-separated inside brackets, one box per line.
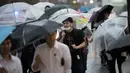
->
[104, 27, 126, 51]
[0, 2, 32, 25]
[81, 13, 92, 20]
[107, 34, 130, 53]
[39, 4, 72, 20]
[25, 2, 55, 21]
[91, 16, 127, 54]
[0, 26, 16, 44]
[49, 8, 77, 20]
[101, 16, 128, 30]
[49, 12, 89, 29]
[25, 6, 45, 21]
[100, 16, 128, 52]
[33, 2, 55, 11]
[87, 6, 115, 23]
[95, 5, 114, 23]
[98, 5, 113, 15]
[11, 19, 62, 47]
[120, 11, 127, 17]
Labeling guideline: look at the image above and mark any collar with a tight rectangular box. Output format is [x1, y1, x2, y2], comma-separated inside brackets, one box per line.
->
[64, 28, 74, 34]
[0, 54, 13, 60]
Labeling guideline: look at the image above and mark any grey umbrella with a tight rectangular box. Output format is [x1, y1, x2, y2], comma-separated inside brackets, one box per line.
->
[107, 34, 130, 54]
[11, 19, 62, 47]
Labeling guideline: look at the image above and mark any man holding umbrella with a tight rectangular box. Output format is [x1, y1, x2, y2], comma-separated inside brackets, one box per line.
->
[31, 30, 71, 73]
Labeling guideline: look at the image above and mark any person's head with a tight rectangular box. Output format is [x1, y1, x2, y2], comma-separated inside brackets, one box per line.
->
[45, 6, 51, 11]
[62, 17, 74, 32]
[46, 31, 57, 46]
[0, 35, 12, 55]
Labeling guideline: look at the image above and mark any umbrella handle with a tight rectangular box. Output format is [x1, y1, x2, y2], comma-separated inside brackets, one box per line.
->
[23, 27, 26, 46]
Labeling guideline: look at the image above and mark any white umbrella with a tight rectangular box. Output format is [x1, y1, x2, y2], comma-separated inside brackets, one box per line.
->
[104, 27, 126, 51]
[101, 17, 127, 30]
[0, 2, 31, 12]
[120, 11, 127, 17]
[80, 13, 92, 20]
[102, 17, 127, 51]
[0, 2, 31, 25]
[49, 12, 80, 23]
[25, 6, 45, 20]
[49, 8, 77, 20]
[91, 16, 128, 55]
[33, 2, 55, 11]
[25, 2, 55, 21]
[50, 12, 89, 29]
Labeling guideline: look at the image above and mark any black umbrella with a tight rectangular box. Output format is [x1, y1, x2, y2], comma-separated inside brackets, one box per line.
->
[11, 19, 62, 47]
[99, 5, 113, 14]
[107, 34, 130, 54]
[39, 4, 71, 20]
[95, 5, 113, 23]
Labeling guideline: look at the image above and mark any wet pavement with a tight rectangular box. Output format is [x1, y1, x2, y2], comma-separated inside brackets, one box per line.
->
[85, 44, 110, 73]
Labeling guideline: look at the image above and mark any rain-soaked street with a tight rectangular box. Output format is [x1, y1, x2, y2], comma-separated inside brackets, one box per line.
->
[86, 52, 109, 73]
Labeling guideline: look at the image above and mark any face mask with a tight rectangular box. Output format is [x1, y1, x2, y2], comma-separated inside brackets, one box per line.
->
[64, 27, 72, 32]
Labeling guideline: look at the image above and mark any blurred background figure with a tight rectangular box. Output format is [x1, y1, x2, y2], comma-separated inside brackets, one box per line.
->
[0, 35, 23, 73]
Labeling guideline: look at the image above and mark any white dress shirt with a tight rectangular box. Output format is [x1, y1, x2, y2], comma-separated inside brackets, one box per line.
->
[122, 56, 130, 73]
[32, 41, 71, 73]
[0, 55, 23, 73]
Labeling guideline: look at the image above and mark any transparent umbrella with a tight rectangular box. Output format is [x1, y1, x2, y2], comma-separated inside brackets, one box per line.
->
[91, 16, 127, 55]
[25, 2, 55, 21]
[49, 12, 89, 29]
[0, 2, 32, 25]
[33, 2, 55, 11]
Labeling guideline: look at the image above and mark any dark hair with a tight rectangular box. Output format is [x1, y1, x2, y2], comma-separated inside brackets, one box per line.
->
[45, 6, 50, 10]
[1, 35, 12, 45]
[62, 17, 73, 23]
[5, 35, 12, 40]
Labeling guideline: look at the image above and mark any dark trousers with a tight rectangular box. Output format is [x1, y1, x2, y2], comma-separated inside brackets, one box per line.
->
[107, 53, 126, 73]
[82, 49, 88, 70]
[100, 50, 108, 65]
[71, 49, 88, 73]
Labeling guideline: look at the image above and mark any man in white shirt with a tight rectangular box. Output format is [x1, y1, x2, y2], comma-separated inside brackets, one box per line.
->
[32, 31, 71, 73]
[0, 35, 23, 73]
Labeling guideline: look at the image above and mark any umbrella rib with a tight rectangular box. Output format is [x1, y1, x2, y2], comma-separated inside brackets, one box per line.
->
[23, 27, 26, 46]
